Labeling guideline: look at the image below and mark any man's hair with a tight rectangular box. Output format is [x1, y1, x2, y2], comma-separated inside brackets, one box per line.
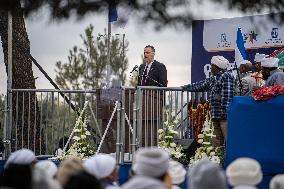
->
[144, 45, 155, 52]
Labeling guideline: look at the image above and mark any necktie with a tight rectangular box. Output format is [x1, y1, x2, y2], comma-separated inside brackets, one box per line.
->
[141, 65, 148, 86]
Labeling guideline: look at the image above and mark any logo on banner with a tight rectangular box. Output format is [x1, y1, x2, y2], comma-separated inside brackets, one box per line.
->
[265, 27, 284, 46]
[217, 33, 232, 49]
[271, 28, 278, 38]
[244, 31, 258, 45]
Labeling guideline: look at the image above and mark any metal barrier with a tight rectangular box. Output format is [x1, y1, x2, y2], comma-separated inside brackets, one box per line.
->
[2, 87, 207, 162]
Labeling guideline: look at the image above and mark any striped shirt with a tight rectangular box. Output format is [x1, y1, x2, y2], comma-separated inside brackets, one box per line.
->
[184, 71, 234, 119]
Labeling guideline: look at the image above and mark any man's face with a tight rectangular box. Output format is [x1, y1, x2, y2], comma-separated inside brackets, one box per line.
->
[261, 67, 271, 80]
[211, 64, 221, 76]
[144, 47, 155, 64]
[254, 62, 262, 72]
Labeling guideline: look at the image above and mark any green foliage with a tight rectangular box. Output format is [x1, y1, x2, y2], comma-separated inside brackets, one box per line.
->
[55, 24, 129, 89]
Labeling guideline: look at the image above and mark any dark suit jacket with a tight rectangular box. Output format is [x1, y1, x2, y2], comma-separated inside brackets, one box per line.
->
[137, 60, 167, 87]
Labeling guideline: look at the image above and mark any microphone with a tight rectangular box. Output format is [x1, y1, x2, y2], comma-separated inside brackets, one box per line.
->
[130, 65, 138, 73]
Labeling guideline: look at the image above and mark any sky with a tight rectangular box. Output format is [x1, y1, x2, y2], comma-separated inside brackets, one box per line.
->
[0, 1, 253, 94]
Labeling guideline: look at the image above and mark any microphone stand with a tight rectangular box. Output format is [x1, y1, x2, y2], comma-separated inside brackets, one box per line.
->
[130, 67, 165, 87]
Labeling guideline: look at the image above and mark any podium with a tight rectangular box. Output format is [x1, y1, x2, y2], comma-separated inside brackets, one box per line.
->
[226, 96, 284, 189]
[96, 88, 164, 153]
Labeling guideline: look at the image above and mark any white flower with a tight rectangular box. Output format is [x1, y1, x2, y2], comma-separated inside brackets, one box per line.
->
[197, 139, 203, 144]
[164, 120, 169, 126]
[165, 136, 173, 139]
[158, 129, 164, 134]
[81, 135, 86, 139]
[203, 142, 211, 145]
[73, 136, 80, 141]
[170, 143, 176, 148]
[74, 129, 81, 132]
[210, 151, 216, 156]
[169, 129, 178, 134]
[85, 131, 91, 136]
[197, 134, 204, 138]
[173, 119, 179, 125]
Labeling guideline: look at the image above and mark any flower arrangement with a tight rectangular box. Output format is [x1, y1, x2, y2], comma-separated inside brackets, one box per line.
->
[252, 84, 284, 101]
[189, 112, 224, 167]
[58, 101, 96, 160]
[158, 110, 186, 161]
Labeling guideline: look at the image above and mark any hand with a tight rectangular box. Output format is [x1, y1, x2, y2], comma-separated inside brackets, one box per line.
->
[181, 85, 187, 92]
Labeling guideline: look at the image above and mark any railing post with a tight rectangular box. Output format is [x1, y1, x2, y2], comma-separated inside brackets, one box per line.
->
[132, 92, 137, 156]
[136, 88, 143, 147]
[180, 90, 184, 138]
[116, 101, 122, 164]
[120, 89, 125, 164]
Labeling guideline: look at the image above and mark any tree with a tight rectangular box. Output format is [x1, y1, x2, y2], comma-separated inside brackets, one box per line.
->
[0, 2, 43, 154]
[1, 0, 284, 30]
[55, 24, 129, 90]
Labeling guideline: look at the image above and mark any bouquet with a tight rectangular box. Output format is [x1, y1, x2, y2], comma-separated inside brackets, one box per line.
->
[158, 110, 186, 161]
[252, 84, 284, 101]
[189, 112, 224, 167]
[58, 101, 96, 160]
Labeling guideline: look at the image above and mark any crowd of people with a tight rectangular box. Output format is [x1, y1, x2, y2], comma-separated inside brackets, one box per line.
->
[1, 147, 284, 189]
[182, 53, 284, 149]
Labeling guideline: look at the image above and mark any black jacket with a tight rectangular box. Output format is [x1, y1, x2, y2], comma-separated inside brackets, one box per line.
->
[137, 60, 167, 87]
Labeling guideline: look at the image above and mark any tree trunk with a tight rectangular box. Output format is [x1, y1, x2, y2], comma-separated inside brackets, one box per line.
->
[0, 3, 44, 154]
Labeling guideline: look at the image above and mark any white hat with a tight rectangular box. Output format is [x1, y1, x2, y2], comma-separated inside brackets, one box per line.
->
[254, 53, 267, 62]
[240, 60, 252, 65]
[211, 56, 230, 70]
[261, 57, 279, 68]
[168, 160, 186, 185]
[83, 154, 116, 180]
[226, 157, 262, 186]
[270, 174, 284, 189]
[35, 160, 58, 178]
[189, 159, 227, 189]
[133, 147, 169, 178]
[5, 148, 36, 169]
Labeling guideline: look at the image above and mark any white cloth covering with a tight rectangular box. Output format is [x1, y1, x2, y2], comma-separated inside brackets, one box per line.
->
[226, 157, 263, 187]
[211, 56, 230, 69]
[83, 154, 116, 180]
[35, 160, 58, 178]
[261, 57, 279, 68]
[5, 148, 36, 169]
[168, 160, 186, 185]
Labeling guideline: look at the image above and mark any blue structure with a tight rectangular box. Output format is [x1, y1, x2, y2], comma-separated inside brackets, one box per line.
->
[226, 96, 284, 189]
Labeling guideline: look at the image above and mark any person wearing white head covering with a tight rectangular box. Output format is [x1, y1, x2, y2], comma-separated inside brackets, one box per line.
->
[260, 57, 284, 87]
[123, 147, 171, 189]
[182, 55, 234, 148]
[226, 157, 263, 189]
[188, 158, 227, 189]
[235, 60, 258, 96]
[35, 160, 58, 179]
[83, 154, 120, 189]
[168, 160, 186, 189]
[270, 174, 284, 189]
[252, 53, 267, 87]
[122, 175, 167, 189]
[4, 148, 36, 169]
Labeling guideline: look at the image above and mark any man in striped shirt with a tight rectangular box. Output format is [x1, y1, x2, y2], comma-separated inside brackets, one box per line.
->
[182, 56, 234, 147]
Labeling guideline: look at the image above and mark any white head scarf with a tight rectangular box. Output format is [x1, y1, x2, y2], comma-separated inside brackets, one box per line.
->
[35, 160, 58, 178]
[240, 60, 252, 65]
[189, 159, 227, 189]
[122, 175, 167, 189]
[211, 56, 230, 70]
[168, 160, 186, 185]
[5, 148, 36, 169]
[133, 147, 169, 178]
[270, 174, 284, 189]
[261, 57, 279, 68]
[83, 154, 116, 180]
[254, 53, 267, 62]
[226, 157, 263, 187]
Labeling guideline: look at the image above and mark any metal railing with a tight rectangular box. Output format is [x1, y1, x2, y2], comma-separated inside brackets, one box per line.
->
[2, 87, 207, 162]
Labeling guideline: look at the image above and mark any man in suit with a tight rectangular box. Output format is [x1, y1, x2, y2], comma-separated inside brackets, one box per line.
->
[137, 45, 167, 87]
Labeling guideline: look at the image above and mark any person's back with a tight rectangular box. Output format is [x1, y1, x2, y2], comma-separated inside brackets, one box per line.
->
[266, 69, 284, 87]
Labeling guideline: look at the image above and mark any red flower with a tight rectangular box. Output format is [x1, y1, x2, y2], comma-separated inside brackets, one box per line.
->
[252, 84, 284, 101]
